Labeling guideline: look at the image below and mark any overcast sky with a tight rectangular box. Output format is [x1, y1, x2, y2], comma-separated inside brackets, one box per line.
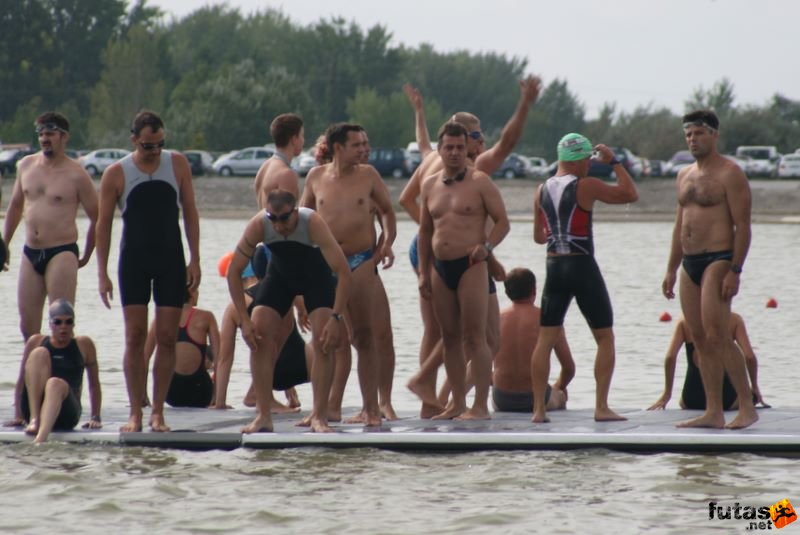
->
[147, 0, 799, 118]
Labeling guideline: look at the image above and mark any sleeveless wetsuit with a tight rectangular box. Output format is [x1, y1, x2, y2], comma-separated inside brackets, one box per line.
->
[166, 308, 213, 408]
[538, 174, 612, 328]
[21, 337, 84, 429]
[253, 207, 336, 316]
[681, 342, 739, 410]
[117, 151, 186, 307]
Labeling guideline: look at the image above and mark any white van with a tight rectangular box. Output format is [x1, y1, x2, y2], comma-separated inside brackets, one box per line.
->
[735, 146, 781, 177]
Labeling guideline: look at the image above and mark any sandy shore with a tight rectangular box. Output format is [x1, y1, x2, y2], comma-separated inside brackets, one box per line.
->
[3, 176, 799, 223]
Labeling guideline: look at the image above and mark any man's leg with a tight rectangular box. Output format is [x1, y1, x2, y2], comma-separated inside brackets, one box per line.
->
[407, 265, 445, 418]
[345, 265, 382, 426]
[241, 305, 283, 433]
[589, 327, 626, 421]
[33, 377, 69, 443]
[23, 347, 51, 435]
[17, 259, 47, 340]
[456, 263, 491, 420]
[122, 305, 149, 432]
[150, 305, 182, 432]
[305, 307, 337, 433]
[328, 336, 351, 422]
[531, 328, 559, 423]
[373, 276, 398, 420]
[44, 251, 78, 304]
[430, 272, 467, 420]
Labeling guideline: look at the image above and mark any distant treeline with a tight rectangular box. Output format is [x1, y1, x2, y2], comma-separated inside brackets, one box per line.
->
[2, 0, 799, 161]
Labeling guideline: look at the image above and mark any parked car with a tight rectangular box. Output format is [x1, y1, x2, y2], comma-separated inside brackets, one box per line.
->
[493, 153, 528, 179]
[664, 150, 696, 175]
[368, 147, 410, 178]
[735, 146, 780, 177]
[183, 150, 214, 176]
[79, 148, 131, 177]
[291, 151, 318, 177]
[212, 146, 274, 176]
[585, 147, 642, 179]
[648, 159, 667, 177]
[0, 147, 37, 176]
[777, 154, 800, 178]
[525, 156, 549, 177]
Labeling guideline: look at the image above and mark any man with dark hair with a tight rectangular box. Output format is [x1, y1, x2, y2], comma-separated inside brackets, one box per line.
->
[255, 113, 305, 207]
[493, 268, 573, 412]
[96, 109, 201, 432]
[417, 121, 510, 420]
[531, 133, 638, 424]
[3, 111, 98, 340]
[227, 190, 351, 433]
[300, 122, 396, 427]
[5, 299, 102, 444]
[662, 110, 758, 429]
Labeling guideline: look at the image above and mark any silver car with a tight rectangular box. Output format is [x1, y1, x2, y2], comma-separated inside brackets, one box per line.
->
[79, 148, 131, 177]
[212, 146, 274, 177]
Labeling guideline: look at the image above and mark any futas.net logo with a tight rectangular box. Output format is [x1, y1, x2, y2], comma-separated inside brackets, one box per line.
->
[708, 499, 797, 530]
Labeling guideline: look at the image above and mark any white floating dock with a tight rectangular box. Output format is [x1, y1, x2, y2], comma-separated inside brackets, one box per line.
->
[1, 407, 796, 454]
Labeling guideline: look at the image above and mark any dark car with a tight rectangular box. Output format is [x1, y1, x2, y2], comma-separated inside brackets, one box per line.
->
[0, 147, 36, 176]
[368, 147, 410, 178]
[492, 153, 528, 179]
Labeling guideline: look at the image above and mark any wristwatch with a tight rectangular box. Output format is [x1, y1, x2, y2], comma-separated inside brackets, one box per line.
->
[730, 264, 743, 274]
[331, 312, 343, 321]
[484, 242, 494, 254]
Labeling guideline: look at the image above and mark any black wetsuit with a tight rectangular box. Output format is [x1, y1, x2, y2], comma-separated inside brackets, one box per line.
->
[21, 337, 84, 429]
[681, 342, 739, 410]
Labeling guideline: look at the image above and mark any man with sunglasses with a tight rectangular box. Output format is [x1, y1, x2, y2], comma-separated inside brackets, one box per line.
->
[300, 123, 396, 427]
[400, 77, 540, 418]
[417, 121, 510, 420]
[5, 299, 102, 443]
[227, 190, 351, 434]
[3, 112, 98, 341]
[96, 110, 201, 433]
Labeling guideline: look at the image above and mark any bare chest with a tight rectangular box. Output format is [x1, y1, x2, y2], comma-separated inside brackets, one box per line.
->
[315, 176, 373, 215]
[428, 185, 485, 220]
[678, 174, 726, 208]
[22, 172, 78, 206]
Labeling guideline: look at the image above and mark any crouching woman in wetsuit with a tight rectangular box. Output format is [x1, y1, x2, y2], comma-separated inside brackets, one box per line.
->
[144, 287, 220, 408]
[649, 313, 769, 411]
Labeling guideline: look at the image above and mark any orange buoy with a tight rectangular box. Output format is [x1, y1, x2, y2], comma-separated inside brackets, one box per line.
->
[766, 297, 778, 308]
[217, 251, 234, 277]
[659, 311, 672, 322]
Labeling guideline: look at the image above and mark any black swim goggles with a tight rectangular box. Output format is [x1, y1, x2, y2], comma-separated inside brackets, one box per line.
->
[266, 208, 296, 222]
[139, 140, 166, 150]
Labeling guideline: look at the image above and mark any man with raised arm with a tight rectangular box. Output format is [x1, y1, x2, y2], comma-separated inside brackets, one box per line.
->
[531, 133, 638, 424]
[96, 110, 201, 433]
[300, 123, 396, 426]
[661, 110, 757, 429]
[227, 190, 350, 433]
[418, 121, 510, 420]
[3, 112, 97, 340]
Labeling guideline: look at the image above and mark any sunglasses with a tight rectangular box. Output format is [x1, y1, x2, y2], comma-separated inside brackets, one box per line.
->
[50, 318, 74, 326]
[266, 208, 295, 222]
[468, 131, 484, 140]
[139, 140, 166, 150]
[35, 123, 67, 134]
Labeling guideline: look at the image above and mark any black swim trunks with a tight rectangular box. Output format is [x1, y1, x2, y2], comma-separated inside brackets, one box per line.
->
[681, 250, 733, 286]
[540, 254, 613, 329]
[491, 385, 551, 412]
[23, 243, 79, 276]
[433, 256, 496, 294]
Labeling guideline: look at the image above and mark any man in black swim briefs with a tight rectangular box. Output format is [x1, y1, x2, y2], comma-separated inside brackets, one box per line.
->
[96, 110, 201, 433]
[227, 190, 351, 434]
[4, 299, 102, 443]
[531, 133, 638, 424]
[3, 112, 98, 340]
[662, 110, 758, 430]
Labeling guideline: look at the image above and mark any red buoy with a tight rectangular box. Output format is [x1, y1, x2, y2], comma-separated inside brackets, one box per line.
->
[766, 297, 778, 308]
[659, 311, 672, 322]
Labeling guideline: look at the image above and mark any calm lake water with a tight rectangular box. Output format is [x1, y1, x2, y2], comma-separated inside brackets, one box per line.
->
[0, 216, 798, 533]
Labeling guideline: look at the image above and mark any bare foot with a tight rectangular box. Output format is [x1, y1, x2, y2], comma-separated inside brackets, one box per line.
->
[243, 391, 256, 408]
[420, 402, 445, 419]
[308, 417, 333, 433]
[344, 411, 366, 424]
[431, 403, 467, 420]
[676, 412, 725, 429]
[120, 414, 143, 433]
[380, 403, 399, 421]
[241, 416, 273, 433]
[407, 378, 441, 410]
[4, 417, 24, 428]
[594, 408, 627, 422]
[149, 413, 171, 432]
[24, 419, 39, 436]
[531, 410, 550, 423]
[296, 414, 312, 427]
[270, 398, 300, 414]
[725, 408, 759, 430]
[285, 388, 301, 409]
[456, 408, 491, 421]
[327, 408, 342, 422]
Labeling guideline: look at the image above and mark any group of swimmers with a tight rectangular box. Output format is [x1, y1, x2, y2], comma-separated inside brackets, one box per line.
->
[1, 79, 768, 441]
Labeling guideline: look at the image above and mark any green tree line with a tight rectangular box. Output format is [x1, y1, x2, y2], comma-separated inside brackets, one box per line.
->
[2, 0, 799, 162]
